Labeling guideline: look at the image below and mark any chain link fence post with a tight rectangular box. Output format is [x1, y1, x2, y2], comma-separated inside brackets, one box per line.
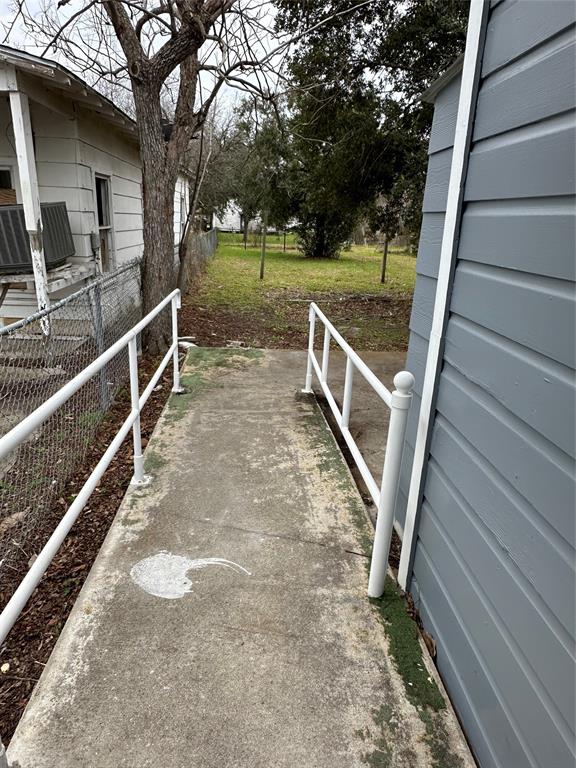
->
[0, 259, 144, 583]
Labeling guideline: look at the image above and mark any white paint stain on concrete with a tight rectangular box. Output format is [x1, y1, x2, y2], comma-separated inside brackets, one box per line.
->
[130, 551, 251, 599]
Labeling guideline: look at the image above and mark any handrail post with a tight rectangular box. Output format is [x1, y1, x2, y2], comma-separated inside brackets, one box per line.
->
[171, 291, 184, 394]
[128, 335, 147, 486]
[302, 303, 316, 393]
[341, 357, 354, 429]
[368, 371, 415, 598]
[321, 325, 330, 383]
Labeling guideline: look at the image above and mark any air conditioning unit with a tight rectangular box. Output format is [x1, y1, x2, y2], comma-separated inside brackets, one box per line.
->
[0, 202, 75, 274]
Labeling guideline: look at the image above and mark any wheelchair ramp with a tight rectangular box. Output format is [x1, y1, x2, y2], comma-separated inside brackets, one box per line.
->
[8, 348, 471, 768]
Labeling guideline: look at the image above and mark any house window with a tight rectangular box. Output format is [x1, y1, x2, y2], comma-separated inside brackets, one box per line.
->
[95, 175, 113, 271]
[0, 167, 16, 206]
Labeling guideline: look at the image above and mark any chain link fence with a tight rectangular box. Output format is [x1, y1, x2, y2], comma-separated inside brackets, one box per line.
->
[180, 228, 218, 287]
[0, 260, 142, 581]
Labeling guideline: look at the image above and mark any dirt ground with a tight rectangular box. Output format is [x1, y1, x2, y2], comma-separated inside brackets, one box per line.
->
[0, 352, 180, 743]
[179, 288, 412, 351]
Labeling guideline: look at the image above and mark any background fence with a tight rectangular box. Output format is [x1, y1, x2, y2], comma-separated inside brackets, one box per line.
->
[179, 228, 218, 286]
[0, 261, 142, 585]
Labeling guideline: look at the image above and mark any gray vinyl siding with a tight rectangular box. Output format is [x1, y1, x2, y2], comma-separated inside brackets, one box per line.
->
[395, 74, 460, 530]
[400, 2, 576, 767]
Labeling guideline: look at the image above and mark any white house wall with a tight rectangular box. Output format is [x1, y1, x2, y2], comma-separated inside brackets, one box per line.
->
[31, 101, 87, 262]
[213, 204, 242, 231]
[0, 80, 189, 321]
[0, 98, 87, 319]
[77, 111, 143, 266]
[173, 174, 189, 260]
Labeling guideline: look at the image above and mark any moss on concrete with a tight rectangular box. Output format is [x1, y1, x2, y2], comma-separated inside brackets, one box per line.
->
[163, 348, 263, 425]
[361, 706, 402, 767]
[420, 711, 464, 768]
[302, 397, 462, 767]
[363, 738, 392, 768]
[144, 450, 168, 474]
[371, 577, 445, 712]
[186, 347, 263, 367]
[299, 402, 373, 557]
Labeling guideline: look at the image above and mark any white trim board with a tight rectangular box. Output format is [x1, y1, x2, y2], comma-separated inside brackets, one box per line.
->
[397, 0, 491, 590]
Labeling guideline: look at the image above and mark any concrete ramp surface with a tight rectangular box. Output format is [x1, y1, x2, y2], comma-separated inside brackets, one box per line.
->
[8, 349, 470, 768]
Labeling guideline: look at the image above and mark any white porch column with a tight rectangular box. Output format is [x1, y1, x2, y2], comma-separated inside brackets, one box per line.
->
[9, 89, 50, 316]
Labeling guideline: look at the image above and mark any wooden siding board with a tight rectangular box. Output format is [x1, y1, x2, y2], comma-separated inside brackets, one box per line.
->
[415, 511, 574, 768]
[482, 0, 576, 76]
[422, 148, 452, 213]
[395, 337, 424, 523]
[465, 118, 576, 201]
[36, 163, 82, 189]
[424, 460, 575, 728]
[113, 195, 143, 215]
[405, 3, 576, 766]
[404, 390, 421, 452]
[429, 417, 575, 636]
[415, 213, 445, 279]
[458, 201, 576, 280]
[428, 74, 460, 153]
[111, 176, 141, 198]
[450, 262, 576, 369]
[35, 137, 81, 164]
[408, 274, 436, 340]
[444, 315, 575, 457]
[396, 443, 414, 525]
[475, 34, 576, 139]
[404, 331, 428, 396]
[37, 186, 92, 213]
[114, 229, 144, 251]
[395, 486, 409, 532]
[114, 211, 143, 231]
[437, 363, 575, 545]
[408, 574, 506, 768]
[413, 546, 533, 768]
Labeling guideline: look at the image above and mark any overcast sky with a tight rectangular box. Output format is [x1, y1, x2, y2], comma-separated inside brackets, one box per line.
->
[0, 0, 284, 116]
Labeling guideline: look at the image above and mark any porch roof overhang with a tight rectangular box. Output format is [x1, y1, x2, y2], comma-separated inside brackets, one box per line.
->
[0, 44, 137, 137]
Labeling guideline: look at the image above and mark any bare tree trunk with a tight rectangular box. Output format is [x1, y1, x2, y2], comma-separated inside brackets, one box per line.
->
[243, 217, 249, 250]
[380, 236, 389, 284]
[259, 210, 267, 280]
[283, 230, 286, 252]
[134, 88, 179, 354]
[177, 121, 214, 291]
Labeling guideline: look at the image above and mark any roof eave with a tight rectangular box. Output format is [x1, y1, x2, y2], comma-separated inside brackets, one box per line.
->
[421, 55, 464, 104]
[0, 44, 137, 137]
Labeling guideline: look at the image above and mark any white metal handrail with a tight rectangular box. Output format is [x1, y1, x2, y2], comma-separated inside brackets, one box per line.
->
[0, 289, 183, 647]
[302, 302, 414, 598]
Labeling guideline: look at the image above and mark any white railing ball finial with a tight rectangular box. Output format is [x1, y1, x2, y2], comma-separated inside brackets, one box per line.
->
[393, 370, 415, 395]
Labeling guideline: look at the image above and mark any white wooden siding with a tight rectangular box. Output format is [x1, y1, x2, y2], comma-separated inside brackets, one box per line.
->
[77, 112, 143, 266]
[0, 78, 188, 320]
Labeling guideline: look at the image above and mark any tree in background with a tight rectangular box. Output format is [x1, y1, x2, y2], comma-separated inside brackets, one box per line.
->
[5, 0, 285, 350]
[275, 0, 469, 254]
[227, 100, 293, 251]
[5, 1, 371, 349]
[285, 79, 400, 258]
[368, 185, 405, 284]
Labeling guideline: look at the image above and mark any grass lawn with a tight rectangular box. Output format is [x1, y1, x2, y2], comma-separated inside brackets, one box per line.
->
[181, 233, 416, 351]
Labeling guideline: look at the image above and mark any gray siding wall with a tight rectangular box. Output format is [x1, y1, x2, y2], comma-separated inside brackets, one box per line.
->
[395, 72, 461, 531]
[399, 2, 576, 767]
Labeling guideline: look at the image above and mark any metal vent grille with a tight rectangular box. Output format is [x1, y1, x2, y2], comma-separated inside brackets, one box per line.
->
[0, 202, 75, 274]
